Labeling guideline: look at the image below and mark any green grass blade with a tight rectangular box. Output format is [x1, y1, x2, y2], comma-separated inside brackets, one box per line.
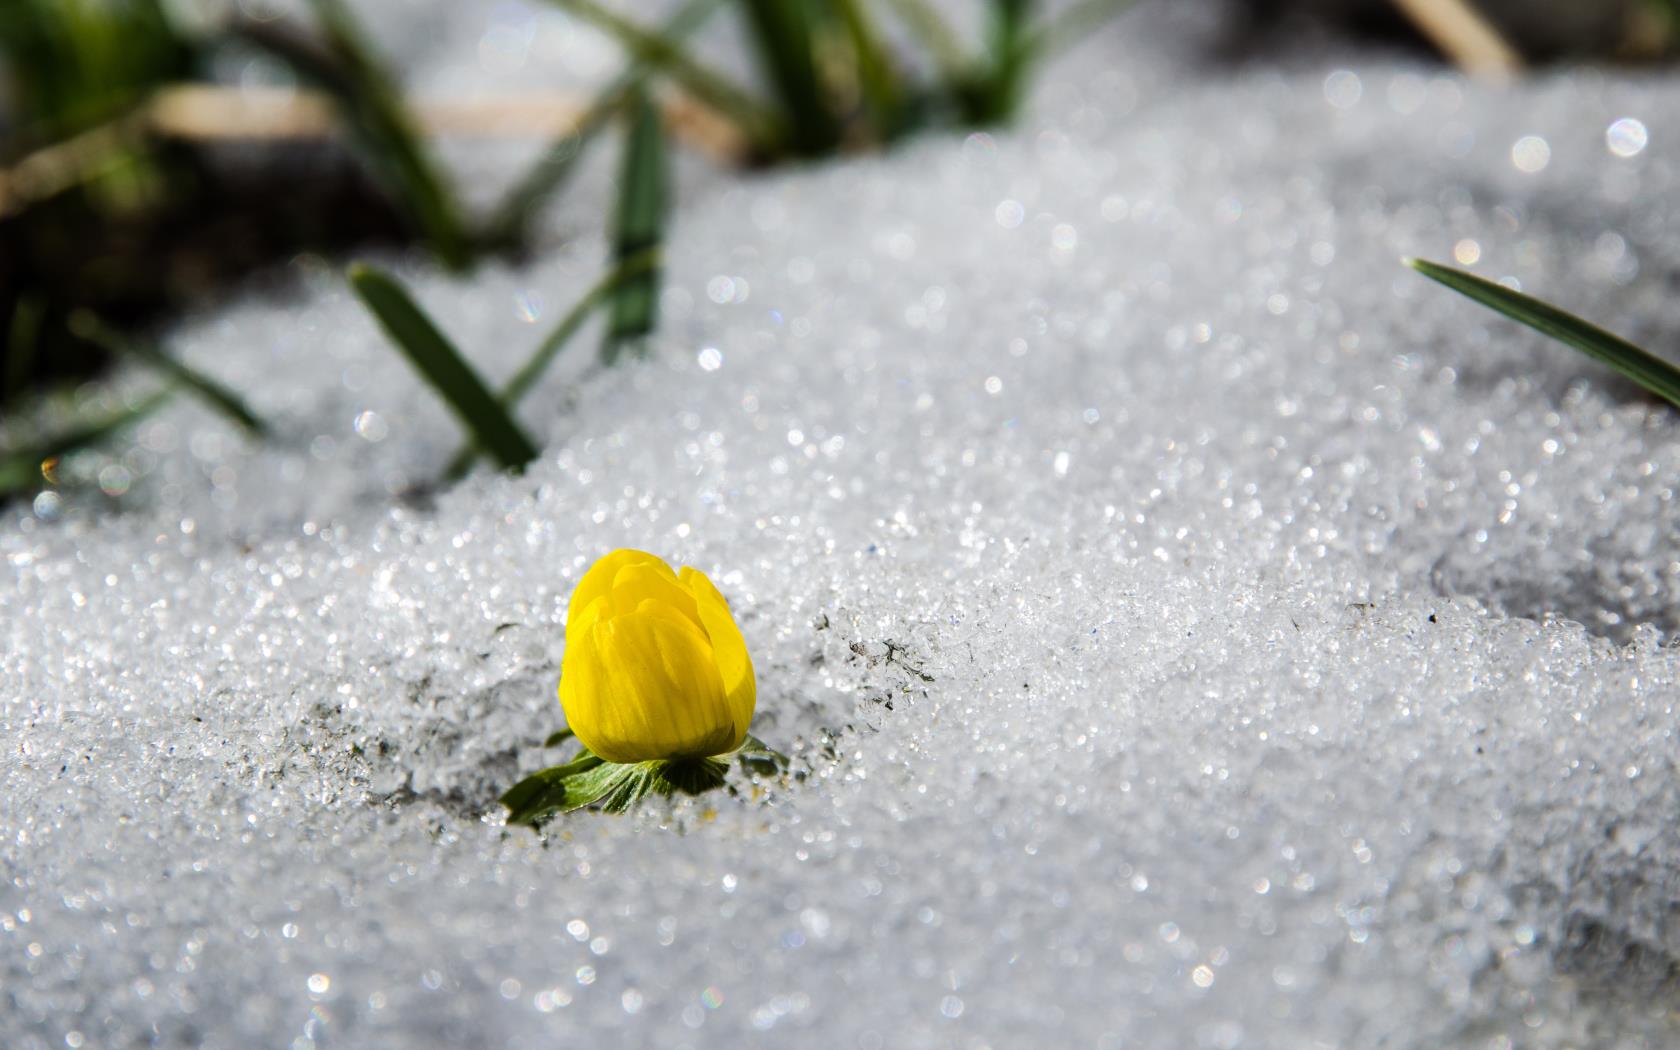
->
[306, 0, 470, 269]
[1407, 257, 1680, 409]
[68, 311, 268, 436]
[949, 0, 1037, 125]
[236, 1, 471, 270]
[830, 0, 906, 137]
[478, 82, 628, 253]
[1022, 0, 1137, 61]
[481, 0, 725, 250]
[739, 0, 839, 155]
[0, 388, 171, 497]
[882, 0, 973, 87]
[442, 248, 661, 480]
[602, 89, 668, 365]
[441, 252, 661, 480]
[543, 0, 782, 155]
[347, 264, 539, 469]
[5, 294, 45, 406]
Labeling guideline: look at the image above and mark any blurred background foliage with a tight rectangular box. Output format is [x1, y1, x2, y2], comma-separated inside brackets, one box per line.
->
[1, 0, 1678, 503]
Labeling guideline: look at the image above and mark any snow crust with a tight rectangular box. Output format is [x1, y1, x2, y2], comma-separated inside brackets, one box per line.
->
[6, 3, 1680, 1046]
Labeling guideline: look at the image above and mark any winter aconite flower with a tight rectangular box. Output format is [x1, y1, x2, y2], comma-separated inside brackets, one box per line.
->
[500, 549, 781, 827]
[559, 549, 756, 763]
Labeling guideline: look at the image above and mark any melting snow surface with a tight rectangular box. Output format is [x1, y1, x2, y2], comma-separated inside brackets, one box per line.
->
[5, 3, 1680, 1046]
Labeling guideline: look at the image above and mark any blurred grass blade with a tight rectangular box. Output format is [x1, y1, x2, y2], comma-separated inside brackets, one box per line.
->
[478, 84, 626, 252]
[830, 0, 905, 134]
[0, 388, 171, 497]
[739, 0, 839, 155]
[977, 0, 1034, 123]
[481, 0, 724, 250]
[602, 89, 668, 365]
[507, 250, 660, 401]
[1025, 0, 1138, 61]
[348, 264, 539, 469]
[442, 248, 661, 479]
[236, 0, 470, 270]
[544, 0, 782, 154]
[1408, 257, 1680, 409]
[882, 0, 973, 86]
[68, 311, 268, 436]
[5, 294, 45, 406]
[305, 0, 470, 269]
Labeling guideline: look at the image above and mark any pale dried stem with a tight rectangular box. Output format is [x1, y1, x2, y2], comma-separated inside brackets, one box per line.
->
[0, 84, 749, 218]
[1389, 0, 1523, 78]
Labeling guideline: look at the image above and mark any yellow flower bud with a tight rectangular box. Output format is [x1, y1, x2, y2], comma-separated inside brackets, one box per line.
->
[559, 549, 756, 764]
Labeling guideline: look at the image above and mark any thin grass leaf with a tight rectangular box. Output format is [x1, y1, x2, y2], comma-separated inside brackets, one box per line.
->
[970, 0, 1035, 124]
[739, 0, 840, 155]
[0, 388, 171, 497]
[234, 1, 470, 270]
[602, 90, 668, 365]
[348, 264, 540, 469]
[442, 248, 661, 480]
[1023, 0, 1138, 62]
[480, 0, 728, 250]
[478, 83, 628, 253]
[830, 0, 906, 136]
[68, 311, 268, 436]
[307, 0, 469, 268]
[882, 0, 973, 86]
[543, 0, 782, 154]
[1407, 257, 1680, 410]
[5, 294, 45, 406]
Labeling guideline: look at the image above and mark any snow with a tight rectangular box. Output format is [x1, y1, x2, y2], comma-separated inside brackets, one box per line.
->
[5, 3, 1680, 1047]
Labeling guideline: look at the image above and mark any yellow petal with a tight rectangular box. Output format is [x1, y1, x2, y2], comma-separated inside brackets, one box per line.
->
[679, 566, 756, 734]
[609, 561, 702, 629]
[560, 602, 739, 763]
[567, 594, 610, 637]
[566, 549, 672, 626]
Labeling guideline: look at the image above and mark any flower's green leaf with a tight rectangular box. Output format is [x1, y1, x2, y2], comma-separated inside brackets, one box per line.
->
[564, 761, 644, 813]
[500, 752, 609, 826]
[542, 0, 781, 153]
[652, 755, 731, 796]
[68, 311, 268, 437]
[1407, 257, 1680, 410]
[0, 388, 171, 497]
[543, 728, 576, 749]
[736, 733, 789, 774]
[348, 264, 540, 469]
[592, 764, 656, 814]
[601, 88, 668, 364]
[738, 0, 839, 155]
[502, 753, 736, 826]
[441, 248, 661, 480]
